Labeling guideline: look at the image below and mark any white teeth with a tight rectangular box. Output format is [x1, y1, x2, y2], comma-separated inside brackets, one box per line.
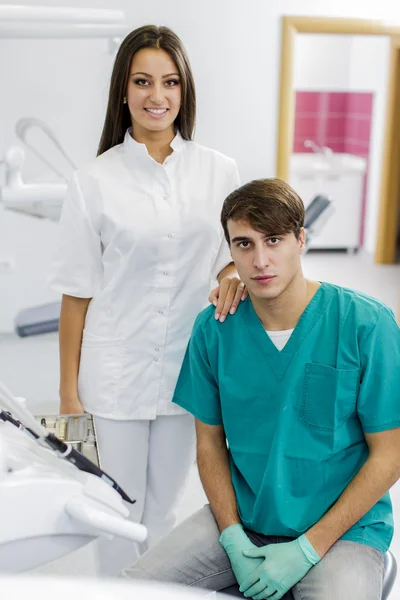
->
[146, 109, 167, 114]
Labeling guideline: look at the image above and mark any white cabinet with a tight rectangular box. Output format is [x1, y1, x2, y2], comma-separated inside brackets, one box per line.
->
[289, 153, 366, 251]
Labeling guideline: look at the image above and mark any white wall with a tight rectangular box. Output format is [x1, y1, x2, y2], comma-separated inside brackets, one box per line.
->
[294, 34, 353, 90]
[1, 0, 400, 332]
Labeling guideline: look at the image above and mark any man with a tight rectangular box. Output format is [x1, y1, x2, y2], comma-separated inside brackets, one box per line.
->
[123, 178, 400, 599]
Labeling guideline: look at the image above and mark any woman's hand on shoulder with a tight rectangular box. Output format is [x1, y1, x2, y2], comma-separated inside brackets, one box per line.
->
[209, 275, 248, 323]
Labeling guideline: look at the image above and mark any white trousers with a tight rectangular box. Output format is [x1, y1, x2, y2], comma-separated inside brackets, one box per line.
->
[93, 414, 196, 577]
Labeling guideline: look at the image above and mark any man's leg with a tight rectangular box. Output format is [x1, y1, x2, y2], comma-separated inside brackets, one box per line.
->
[122, 505, 237, 591]
[292, 541, 384, 600]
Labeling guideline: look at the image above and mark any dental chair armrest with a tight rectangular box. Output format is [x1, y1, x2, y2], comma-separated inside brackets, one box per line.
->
[65, 496, 147, 543]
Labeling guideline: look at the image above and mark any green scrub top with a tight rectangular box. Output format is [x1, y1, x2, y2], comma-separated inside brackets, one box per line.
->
[173, 282, 400, 553]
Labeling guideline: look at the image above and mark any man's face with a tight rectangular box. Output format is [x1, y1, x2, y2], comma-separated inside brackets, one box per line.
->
[228, 219, 305, 301]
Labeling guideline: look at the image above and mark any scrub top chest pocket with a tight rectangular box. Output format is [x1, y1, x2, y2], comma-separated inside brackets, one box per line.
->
[302, 363, 361, 432]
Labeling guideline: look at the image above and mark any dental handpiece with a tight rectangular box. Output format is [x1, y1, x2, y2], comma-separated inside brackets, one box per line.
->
[44, 433, 135, 504]
[0, 406, 135, 504]
[0, 410, 39, 439]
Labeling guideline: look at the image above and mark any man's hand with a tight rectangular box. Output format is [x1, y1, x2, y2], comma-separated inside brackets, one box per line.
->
[239, 534, 321, 599]
[219, 524, 264, 586]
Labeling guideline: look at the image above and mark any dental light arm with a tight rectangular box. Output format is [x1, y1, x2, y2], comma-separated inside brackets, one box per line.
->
[15, 117, 76, 182]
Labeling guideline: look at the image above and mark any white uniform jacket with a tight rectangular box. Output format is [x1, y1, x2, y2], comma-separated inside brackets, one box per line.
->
[49, 130, 240, 419]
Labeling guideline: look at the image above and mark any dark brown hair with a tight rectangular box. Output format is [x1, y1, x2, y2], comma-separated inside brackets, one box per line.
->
[221, 178, 305, 243]
[97, 25, 196, 155]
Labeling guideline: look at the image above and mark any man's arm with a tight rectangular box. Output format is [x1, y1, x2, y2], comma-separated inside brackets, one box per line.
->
[195, 419, 241, 532]
[306, 427, 400, 557]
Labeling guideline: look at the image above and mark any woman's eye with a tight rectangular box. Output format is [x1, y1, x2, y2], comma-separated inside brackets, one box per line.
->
[165, 79, 180, 87]
[134, 78, 149, 86]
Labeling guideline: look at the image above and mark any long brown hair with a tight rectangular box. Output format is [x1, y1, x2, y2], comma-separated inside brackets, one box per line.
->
[221, 178, 305, 244]
[97, 25, 196, 156]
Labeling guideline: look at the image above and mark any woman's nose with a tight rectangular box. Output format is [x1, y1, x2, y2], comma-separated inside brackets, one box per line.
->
[150, 84, 164, 105]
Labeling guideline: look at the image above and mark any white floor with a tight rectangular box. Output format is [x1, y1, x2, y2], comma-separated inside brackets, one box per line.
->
[1, 250, 400, 593]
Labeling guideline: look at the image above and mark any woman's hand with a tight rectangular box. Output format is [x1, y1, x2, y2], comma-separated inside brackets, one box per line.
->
[209, 275, 248, 322]
[60, 395, 84, 415]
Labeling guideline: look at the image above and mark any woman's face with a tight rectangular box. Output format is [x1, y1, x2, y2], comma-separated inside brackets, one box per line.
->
[126, 47, 182, 138]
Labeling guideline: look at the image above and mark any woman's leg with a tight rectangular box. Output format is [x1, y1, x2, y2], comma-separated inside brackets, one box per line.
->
[93, 416, 150, 577]
[141, 414, 196, 549]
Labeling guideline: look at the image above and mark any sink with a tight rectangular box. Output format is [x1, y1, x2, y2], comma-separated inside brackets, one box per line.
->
[289, 152, 367, 251]
[290, 153, 366, 175]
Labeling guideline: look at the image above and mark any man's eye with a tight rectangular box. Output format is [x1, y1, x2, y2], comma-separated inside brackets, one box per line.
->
[268, 238, 280, 245]
[239, 242, 250, 248]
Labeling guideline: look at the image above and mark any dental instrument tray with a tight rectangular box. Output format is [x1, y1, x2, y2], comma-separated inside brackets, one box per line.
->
[34, 414, 99, 467]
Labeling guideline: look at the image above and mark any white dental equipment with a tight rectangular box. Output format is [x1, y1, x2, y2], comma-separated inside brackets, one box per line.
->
[16, 117, 77, 181]
[0, 577, 205, 600]
[1, 144, 67, 221]
[1, 117, 77, 221]
[0, 380, 147, 573]
[0, 3, 128, 220]
[0, 5, 127, 45]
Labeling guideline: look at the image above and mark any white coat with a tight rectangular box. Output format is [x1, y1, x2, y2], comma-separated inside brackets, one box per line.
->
[49, 130, 240, 420]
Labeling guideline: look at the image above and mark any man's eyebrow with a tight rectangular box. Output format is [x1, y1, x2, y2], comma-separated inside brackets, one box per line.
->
[231, 233, 279, 243]
[130, 72, 180, 77]
[231, 236, 252, 243]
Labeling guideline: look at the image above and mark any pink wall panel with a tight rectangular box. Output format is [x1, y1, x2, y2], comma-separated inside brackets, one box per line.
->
[295, 91, 322, 112]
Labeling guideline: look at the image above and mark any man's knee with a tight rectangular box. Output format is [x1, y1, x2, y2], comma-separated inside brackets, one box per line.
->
[121, 505, 222, 585]
[293, 541, 384, 600]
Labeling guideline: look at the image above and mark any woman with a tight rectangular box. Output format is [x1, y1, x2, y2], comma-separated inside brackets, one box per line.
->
[49, 25, 245, 576]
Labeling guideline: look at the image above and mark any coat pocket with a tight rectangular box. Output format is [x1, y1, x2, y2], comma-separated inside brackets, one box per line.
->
[78, 331, 125, 414]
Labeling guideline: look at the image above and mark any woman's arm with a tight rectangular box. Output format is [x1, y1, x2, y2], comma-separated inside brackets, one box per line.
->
[59, 294, 91, 414]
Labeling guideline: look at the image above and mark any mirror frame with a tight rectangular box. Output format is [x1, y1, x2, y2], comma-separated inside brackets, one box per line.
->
[277, 16, 400, 264]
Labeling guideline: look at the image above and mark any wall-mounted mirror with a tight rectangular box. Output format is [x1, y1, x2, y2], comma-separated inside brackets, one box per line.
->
[290, 34, 390, 255]
[277, 18, 400, 265]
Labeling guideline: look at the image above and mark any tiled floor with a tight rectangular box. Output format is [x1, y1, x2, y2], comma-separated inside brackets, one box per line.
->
[1, 250, 399, 594]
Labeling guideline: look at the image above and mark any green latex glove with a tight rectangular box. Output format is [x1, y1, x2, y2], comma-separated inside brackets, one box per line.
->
[239, 534, 321, 599]
[219, 524, 264, 586]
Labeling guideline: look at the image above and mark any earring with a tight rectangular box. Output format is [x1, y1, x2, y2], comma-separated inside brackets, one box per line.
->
[123, 96, 127, 104]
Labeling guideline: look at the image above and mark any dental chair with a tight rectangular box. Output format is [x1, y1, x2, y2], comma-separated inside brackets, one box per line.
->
[15, 300, 61, 337]
[0, 382, 147, 573]
[303, 193, 334, 250]
[219, 549, 397, 599]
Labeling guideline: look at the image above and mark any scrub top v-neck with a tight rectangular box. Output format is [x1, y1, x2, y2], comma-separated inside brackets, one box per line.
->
[173, 282, 400, 554]
[243, 285, 327, 382]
